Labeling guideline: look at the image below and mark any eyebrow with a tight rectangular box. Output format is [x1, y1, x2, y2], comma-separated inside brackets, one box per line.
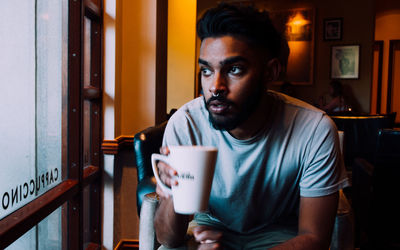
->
[198, 56, 248, 67]
[198, 58, 210, 67]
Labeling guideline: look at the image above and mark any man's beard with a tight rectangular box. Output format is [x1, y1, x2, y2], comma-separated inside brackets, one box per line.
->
[204, 84, 264, 131]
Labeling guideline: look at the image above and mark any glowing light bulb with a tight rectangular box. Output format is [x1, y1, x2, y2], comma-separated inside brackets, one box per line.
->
[286, 12, 310, 36]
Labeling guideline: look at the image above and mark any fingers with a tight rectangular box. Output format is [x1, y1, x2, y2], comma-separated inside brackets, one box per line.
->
[193, 226, 222, 249]
[155, 161, 177, 199]
[156, 146, 177, 198]
[160, 146, 170, 155]
[197, 242, 221, 250]
[156, 184, 169, 199]
[158, 160, 178, 186]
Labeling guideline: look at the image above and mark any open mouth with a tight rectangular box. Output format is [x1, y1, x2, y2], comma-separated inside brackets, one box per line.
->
[208, 100, 230, 114]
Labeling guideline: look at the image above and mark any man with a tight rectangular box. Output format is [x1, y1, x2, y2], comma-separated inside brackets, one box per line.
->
[154, 3, 349, 250]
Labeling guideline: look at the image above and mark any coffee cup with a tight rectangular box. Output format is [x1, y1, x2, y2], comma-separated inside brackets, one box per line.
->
[151, 146, 218, 214]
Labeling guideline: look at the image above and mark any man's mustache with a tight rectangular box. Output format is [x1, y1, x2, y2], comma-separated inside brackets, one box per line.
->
[206, 95, 232, 106]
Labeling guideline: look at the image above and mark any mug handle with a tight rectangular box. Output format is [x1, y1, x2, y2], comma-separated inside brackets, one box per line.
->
[151, 153, 173, 195]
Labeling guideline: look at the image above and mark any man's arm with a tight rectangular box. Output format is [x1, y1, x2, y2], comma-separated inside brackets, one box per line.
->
[154, 193, 191, 248]
[271, 192, 339, 250]
[153, 148, 191, 248]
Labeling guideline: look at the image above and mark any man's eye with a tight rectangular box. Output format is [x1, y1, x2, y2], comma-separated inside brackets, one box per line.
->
[229, 66, 243, 75]
[201, 68, 212, 76]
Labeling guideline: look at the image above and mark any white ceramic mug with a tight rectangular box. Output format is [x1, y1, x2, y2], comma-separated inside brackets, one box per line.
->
[151, 146, 218, 214]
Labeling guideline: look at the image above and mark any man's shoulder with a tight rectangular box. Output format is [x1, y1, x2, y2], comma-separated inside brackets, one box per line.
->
[170, 97, 207, 121]
[268, 91, 335, 132]
[166, 97, 210, 132]
[269, 90, 323, 115]
[181, 96, 206, 112]
[163, 97, 211, 146]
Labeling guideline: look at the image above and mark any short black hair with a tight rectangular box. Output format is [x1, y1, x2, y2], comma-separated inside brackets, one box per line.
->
[197, 3, 284, 60]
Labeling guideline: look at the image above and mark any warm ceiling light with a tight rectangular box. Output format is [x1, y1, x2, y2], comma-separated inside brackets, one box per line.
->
[287, 12, 310, 35]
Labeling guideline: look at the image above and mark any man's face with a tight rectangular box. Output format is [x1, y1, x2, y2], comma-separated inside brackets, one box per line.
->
[199, 36, 267, 131]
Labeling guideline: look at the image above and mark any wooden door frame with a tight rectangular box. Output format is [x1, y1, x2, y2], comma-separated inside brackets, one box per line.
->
[155, 0, 168, 124]
[371, 40, 383, 114]
[387, 40, 400, 114]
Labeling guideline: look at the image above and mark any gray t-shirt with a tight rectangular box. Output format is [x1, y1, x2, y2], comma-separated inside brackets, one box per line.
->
[162, 91, 349, 234]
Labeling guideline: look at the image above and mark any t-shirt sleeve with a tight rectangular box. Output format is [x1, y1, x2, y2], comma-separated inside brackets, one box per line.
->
[300, 115, 350, 197]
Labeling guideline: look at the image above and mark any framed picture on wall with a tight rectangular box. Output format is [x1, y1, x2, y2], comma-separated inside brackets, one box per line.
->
[331, 44, 360, 79]
[324, 18, 342, 40]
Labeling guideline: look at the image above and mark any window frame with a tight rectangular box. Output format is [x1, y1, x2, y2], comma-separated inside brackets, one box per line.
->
[0, 0, 103, 249]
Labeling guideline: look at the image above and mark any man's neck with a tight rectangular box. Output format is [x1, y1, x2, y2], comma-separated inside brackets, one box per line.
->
[228, 93, 273, 140]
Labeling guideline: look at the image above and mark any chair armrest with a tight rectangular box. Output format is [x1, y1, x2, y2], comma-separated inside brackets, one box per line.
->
[139, 192, 160, 250]
[133, 121, 168, 183]
[137, 177, 157, 216]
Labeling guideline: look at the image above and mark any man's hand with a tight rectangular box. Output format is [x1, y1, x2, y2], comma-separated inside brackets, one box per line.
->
[155, 147, 178, 199]
[193, 226, 222, 250]
[154, 146, 191, 247]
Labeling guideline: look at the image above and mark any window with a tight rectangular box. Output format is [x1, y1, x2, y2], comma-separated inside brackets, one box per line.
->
[0, 0, 103, 248]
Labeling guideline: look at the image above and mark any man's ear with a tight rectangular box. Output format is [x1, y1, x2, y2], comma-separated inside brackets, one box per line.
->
[264, 58, 281, 82]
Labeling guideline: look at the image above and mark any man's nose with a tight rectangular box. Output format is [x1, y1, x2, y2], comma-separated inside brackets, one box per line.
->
[210, 72, 227, 96]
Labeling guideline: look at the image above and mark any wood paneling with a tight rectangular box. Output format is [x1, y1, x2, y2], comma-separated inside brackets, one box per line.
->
[114, 239, 139, 250]
[101, 136, 134, 155]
